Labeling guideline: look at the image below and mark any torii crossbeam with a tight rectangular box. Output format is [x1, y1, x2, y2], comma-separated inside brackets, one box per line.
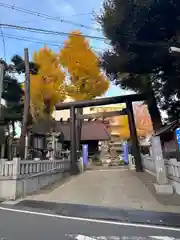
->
[55, 93, 146, 174]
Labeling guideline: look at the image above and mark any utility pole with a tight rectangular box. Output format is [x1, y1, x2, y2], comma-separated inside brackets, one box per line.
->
[0, 64, 4, 102]
[0, 64, 4, 117]
[19, 48, 30, 159]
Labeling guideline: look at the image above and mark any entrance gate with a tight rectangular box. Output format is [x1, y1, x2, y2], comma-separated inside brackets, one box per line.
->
[55, 93, 146, 174]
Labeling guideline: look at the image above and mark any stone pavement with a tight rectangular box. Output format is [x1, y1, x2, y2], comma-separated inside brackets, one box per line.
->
[25, 168, 180, 213]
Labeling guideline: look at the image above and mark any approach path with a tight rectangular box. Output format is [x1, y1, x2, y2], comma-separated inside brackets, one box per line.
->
[24, 168, 180, 213]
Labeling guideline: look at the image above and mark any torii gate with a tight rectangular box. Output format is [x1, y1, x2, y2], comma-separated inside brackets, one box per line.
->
[55, 93, 146, 174]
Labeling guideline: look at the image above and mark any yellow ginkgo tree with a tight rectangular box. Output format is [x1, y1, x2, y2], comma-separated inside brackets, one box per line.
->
[58, 31, 109, 151]
[30, 46, 66, 120]
[59, 30, 109, 100]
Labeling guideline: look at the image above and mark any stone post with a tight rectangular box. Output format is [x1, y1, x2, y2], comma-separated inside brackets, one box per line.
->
[0, 158, 6, 176]
[24, 134, 28, 160]
[152, 136, 173, 195]
[34, 158, 40, 172]
[52, 133, 56, 160]
[128, 154, 135, 170]
[12, 157, 20, 179]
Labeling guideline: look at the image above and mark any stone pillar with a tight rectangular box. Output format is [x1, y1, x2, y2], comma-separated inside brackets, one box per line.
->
[12, 157, 20, 180]
[152, 136, 173, 195]
[128, 154, 135, 170]
[52, 134, 56, 160]
[24, 134, 28, 160]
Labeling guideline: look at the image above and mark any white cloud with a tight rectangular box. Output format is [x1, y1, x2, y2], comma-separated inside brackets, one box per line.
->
[51, 0, 76, 17]
[60, 3, 76, 17]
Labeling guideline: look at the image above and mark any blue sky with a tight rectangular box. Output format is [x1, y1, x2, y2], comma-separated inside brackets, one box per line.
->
[0, 0, 132, 97]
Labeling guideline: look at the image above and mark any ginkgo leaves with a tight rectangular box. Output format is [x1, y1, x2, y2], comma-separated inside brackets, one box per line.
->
[30, 31, 109, 120]
[59, 31, 109, 100]
[30, 46, 65, 120]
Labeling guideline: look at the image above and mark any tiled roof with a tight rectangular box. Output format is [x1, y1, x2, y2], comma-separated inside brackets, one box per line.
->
[31, 119, 110, 141]
[155, 120, 180, 136]
[55, 120, 111, 141]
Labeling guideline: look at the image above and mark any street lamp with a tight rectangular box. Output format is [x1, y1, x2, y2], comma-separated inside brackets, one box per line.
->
[169, 46, 180, 55]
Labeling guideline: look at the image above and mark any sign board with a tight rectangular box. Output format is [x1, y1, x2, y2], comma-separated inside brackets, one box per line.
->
[175, 128, 180, 150]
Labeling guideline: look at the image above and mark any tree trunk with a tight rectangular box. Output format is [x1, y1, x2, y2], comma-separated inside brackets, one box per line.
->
[12, 121, 15, 138]
[146, 90, 162, 132]
[18, 48, 30, 159]
[44, 99, 51, 115]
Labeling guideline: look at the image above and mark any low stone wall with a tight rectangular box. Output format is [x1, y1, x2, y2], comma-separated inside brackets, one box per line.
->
[0, 170, 66, 200]
[142, 154, 180, 196]
[0, 156, 71, 200]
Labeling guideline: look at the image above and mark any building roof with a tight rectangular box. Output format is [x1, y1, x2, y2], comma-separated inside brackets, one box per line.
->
[30, 120, 110, 141]
[155, 120, 180, 136]
[55, 120, 111, 141]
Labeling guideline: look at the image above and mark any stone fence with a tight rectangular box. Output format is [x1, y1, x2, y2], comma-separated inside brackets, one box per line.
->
[165, 158, 180, 195]
[0, 151, 71, 200]
[142, 154, 180, 195]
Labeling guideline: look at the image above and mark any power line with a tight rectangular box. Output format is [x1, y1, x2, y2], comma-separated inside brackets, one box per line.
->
[4, 33, 64, 47]
[71, 12, 92, 17]
[0, 2, 100, 32]
[0, 23, 107, 41]
[0, 23, 171, 48]
[2, 33, 103, 53]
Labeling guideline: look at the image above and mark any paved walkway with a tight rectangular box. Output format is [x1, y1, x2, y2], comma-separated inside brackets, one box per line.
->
[26, 169, 180, 213]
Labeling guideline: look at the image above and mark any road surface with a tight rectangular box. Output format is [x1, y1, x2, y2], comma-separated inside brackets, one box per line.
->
[0, 205, 179, 240]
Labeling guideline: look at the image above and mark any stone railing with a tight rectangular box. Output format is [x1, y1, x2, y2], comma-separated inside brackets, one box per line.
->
[0, 151, 71, 200]
[142, 153, 180, 179]
[0, 150, 70, 179]
[165, 158, 180, 179]
[0, 157, 70, 179]
[142, 154, 180, 195]
[164, 158, 180, 195]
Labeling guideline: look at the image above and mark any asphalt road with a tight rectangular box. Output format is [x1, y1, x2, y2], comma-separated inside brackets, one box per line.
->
[0, 206, 180, 240]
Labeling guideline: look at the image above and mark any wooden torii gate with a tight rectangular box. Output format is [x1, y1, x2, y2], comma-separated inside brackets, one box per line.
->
[55, 93, 146, 174]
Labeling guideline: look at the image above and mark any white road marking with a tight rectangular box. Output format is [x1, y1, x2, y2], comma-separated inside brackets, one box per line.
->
[75, 235, 97, 240]
[150, 237, 175, 240]
[0, 206, 179, 232]
[67, 235, 177, 240]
